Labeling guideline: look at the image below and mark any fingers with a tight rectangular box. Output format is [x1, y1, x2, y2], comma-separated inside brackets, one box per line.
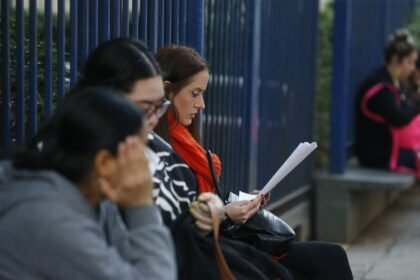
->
[191, 203, 212, 225]
[195, 220, 212, 231]
[98, 177, 117, 202]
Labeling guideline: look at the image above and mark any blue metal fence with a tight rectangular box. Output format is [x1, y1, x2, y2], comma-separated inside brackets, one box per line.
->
[1, 0, 320, 205]
[0, 0, 204, 157]
[203, 0, 319, 201]
[329, 0, 415, 174]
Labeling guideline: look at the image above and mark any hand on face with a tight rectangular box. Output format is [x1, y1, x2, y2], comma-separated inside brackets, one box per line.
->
[98, 136, 153, 208]
[224, 195, 262, 224]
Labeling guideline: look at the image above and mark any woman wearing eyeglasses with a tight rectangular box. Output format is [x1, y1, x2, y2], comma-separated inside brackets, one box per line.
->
[73, 38, 220, 227]
[71, 38, 294, 280]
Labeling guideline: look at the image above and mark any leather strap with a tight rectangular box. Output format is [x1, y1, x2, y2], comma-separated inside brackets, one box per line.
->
[206, 201, 236, 280]
[206, 150, 225, 201]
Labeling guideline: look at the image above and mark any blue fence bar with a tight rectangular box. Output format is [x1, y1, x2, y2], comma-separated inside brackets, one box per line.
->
[172, 0, 179, 44]
[329, 0, 352, 174]
[15, 0, 25, 145]
[99, 0, 110, 43]
[132, 0, 139, 38]
[122, 0, 130, 37]
[158, 0, 165, 49]
[111, 0, 121, 38]
[148, 0, 158, 52]
[78, 0, 89, 65]
[89, 0, 99, 51]
[179, 0, 186, 44]
[70, 0, 78, 85]
[139, 0, 148, 44]
[1, 0, 11, 157]
[57, 0, 66, 100]
[44, 0, 53, 119]
[28, 0, 38, 139]
[164, 0, 172, 45]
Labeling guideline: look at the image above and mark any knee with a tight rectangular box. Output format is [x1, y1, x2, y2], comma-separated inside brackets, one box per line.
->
[321, 243, 349, 261]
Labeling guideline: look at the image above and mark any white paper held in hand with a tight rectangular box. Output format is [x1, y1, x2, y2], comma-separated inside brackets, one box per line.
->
[260, 142, 317, 195]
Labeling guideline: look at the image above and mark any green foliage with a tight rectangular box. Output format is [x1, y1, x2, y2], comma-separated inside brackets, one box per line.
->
[0, 9, 70, 155]
[406, 4, 420, 44]
[314, 2, 333, 169]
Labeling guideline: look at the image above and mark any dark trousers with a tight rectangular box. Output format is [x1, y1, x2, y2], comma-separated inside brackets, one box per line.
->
[281, 241, 353, 280]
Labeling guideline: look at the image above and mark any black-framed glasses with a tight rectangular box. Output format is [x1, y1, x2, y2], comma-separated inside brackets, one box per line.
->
[137, 98, 171, 118]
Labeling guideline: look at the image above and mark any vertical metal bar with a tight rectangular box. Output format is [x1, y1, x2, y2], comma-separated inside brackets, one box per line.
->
[139, 0, 148, 43]
[132, 0, 139, 38]
[99, 0, 110, 43]
[172, 0, 179, 44]
[89, 0, 98, 51]
[1, 0, 11, 156]
[329, 0, 352, 174]
[111, 0, 121, 38]
[179, 0, 186, 44]
[70, 0, 78, 85]
[186, 0, 205, 53]
[122, 0, 129, 37]
[247, 0, 262, 188]
[44, 0, 53, 119]
[148, 0, 158, 52]
[165, 0, 172, 45]
[78, 0, 89, 65]
[158, 0, 165, 49]
[15, 0, 25, 145]
[28, 0, 38, 139]
[57, 0, 66, 100]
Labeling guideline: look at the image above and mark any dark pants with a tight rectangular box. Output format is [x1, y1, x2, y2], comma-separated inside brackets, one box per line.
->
[281, 242, 353, 280]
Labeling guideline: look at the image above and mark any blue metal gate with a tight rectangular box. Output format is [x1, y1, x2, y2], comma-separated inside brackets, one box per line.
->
[1, 0, 204, 157]
[203, 0, 319, 201]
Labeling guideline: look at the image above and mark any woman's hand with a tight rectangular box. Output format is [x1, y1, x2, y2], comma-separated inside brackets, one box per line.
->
[99, 136, 153, 208]
[250, 190, 271, 208]
[190, 193, 225, 233]
[224, 195, 262, 224]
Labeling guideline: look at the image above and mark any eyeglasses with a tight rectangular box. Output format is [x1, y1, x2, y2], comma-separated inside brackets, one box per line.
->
[136, 98, 171, 119]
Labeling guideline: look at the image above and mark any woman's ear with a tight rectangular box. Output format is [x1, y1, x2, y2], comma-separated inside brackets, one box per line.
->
[93, 149, 117, 179]
[164, 80, 175, 100]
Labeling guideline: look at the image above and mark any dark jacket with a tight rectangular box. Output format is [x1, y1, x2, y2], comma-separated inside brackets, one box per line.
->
[355, 66, 418, 168]
[148, 132, 198, 226]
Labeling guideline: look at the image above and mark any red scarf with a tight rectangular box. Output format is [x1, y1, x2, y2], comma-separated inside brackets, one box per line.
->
[167, 113, 222, 193]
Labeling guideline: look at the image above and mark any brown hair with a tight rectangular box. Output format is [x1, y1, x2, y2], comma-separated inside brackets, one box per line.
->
[154, 45, 208, 144]
[384, 29, 416, 64]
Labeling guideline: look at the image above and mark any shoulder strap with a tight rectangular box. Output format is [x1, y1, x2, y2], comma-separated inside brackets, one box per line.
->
[361, 82, 401, 123]
[206, 150, 225, 202]
[206, 201, 236, 280]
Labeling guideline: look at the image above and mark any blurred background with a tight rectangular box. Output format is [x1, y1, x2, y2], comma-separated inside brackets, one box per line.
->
[1, 1, 420, 278]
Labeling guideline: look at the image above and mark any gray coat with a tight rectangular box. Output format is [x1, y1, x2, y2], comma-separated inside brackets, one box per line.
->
[0, 161, 176, 280]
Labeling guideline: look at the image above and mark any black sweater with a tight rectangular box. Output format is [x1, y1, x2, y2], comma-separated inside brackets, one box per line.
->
[355, 66, 418, 168]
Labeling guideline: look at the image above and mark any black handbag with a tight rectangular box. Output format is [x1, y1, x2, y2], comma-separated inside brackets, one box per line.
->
[206, 150, 296, 256]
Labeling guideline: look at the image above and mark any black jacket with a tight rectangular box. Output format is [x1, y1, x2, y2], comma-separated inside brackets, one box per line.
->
[355, 66, 418, 168]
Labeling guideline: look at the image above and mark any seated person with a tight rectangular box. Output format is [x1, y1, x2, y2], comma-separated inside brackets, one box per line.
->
[355, 29, 420, 175]
[0, 87, 176, 280]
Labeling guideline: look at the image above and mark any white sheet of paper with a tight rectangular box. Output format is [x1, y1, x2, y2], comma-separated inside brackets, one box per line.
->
[260, 142, 317, 195]
[238, 191, 257, 201]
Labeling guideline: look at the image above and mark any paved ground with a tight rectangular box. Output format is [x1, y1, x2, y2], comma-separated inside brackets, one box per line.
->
[346, 188, 420, 280]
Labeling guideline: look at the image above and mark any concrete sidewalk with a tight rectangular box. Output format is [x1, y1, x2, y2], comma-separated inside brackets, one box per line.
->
[347, 188, 420, 280]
